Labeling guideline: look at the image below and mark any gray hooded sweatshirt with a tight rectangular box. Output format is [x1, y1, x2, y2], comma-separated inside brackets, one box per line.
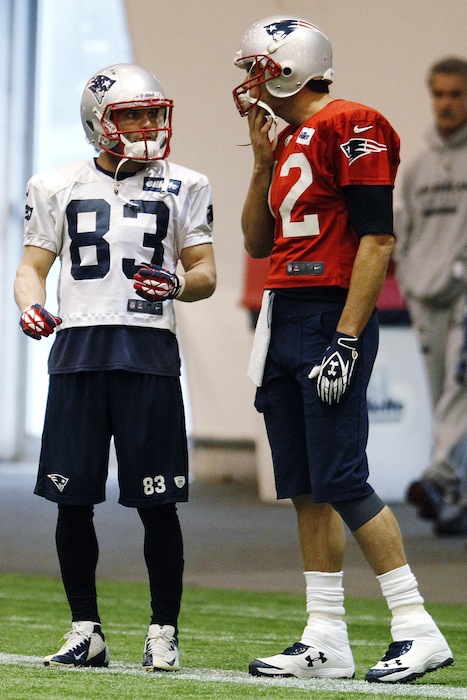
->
[396, 122, 467, 307]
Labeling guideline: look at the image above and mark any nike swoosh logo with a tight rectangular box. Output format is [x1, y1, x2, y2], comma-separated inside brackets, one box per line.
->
[353, 125, 373, 133]
[74, 651, 87, 660]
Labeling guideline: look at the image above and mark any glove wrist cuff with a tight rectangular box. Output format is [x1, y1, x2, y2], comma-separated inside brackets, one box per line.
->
[21, 303, 37, 314]
[174, 275, 186, 299]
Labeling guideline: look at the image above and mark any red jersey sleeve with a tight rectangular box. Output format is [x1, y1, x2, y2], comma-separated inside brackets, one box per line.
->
[328, 102, 400, 186]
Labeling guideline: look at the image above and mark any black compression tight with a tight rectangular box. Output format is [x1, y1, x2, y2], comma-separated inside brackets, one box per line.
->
[138, 503, 184, 634]
[55, 504, 100, 623]
[55, 503, 184, 630]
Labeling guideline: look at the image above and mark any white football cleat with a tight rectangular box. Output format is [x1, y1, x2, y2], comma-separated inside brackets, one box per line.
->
[366, 639, 453, 683]
[43, 621, 110, 667]
[249, 641, 355, 679]
[142, 624, 180, 672]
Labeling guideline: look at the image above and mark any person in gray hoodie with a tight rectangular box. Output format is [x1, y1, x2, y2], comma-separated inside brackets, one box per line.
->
[396, 57, 467, 536]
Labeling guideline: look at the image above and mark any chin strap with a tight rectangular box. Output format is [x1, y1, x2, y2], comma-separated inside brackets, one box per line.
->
[113, 157, 138, 207]
[158, 160, 171, 197]
[113, 157, 171, 207]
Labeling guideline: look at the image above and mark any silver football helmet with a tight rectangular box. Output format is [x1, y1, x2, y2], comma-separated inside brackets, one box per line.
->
[80, 63, 173, 161]
[233, 16, 333, 115]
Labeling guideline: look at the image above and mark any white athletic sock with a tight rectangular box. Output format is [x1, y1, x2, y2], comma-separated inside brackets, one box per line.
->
[304, 571, 346, 617]
[301, 571, 349, 647]
[377, 564, 446, 642]
[377, 564, 424, 612]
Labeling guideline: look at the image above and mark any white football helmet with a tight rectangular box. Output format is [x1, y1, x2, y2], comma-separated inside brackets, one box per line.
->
[80, 63, 173, 161]
[233, 16, 333, 115]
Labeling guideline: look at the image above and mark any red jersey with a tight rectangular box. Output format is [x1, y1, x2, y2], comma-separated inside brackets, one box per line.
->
[266, 99, 400, 290]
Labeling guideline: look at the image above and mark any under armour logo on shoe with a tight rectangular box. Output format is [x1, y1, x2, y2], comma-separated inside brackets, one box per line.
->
[47, 474, 69, 492]
[306, 651, 327, 667]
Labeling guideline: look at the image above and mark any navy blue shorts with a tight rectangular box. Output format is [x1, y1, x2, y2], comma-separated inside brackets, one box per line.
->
[255, 295, 378, 502]
[35, 371, 188, 507]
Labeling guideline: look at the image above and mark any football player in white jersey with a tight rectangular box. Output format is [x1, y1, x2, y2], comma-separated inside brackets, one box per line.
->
[14, 63, 216, 671]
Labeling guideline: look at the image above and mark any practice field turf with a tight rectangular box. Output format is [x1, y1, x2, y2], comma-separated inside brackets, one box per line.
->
[0, 573, 465, 700]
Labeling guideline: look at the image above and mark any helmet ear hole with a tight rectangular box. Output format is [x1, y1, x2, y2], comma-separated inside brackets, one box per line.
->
[282, 66, 292, 76]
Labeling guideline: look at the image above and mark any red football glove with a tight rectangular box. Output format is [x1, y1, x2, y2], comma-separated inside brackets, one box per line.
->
[133, 264, 185, 301]
[20, 304, 62, 340]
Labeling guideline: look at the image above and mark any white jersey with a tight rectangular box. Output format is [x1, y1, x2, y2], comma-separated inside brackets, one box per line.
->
[24, 158, 213, 333]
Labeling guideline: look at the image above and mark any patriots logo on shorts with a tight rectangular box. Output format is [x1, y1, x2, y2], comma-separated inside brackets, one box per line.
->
[85, 75, 116, 105]
[47, 473, 69, 492]
[340, 138, 388, 165]
[264, 19, 322, 41]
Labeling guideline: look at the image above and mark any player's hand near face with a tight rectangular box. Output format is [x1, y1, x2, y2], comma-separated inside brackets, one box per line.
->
[247, 102, 275, 171]
[241, 95, 277, 259]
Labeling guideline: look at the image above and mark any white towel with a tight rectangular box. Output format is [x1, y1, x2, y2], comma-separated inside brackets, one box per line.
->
[247, 290, 274, 387]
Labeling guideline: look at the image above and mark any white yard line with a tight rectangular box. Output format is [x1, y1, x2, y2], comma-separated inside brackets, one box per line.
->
[0, 653, 464, 699]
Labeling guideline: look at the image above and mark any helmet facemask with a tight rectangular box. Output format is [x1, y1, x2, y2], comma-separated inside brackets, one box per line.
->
[233, 55, 282, 116]
[96, 98, 173, 162]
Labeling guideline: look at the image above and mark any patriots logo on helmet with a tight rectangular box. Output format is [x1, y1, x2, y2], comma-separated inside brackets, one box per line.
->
[263, 19, 321, 42]
[86, 74, 116, 105]
[340, 138, 388, 165]
[47, 473, 70, 492]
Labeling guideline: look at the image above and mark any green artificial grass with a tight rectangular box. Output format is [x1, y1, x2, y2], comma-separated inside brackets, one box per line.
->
[0, 572, 465, 699]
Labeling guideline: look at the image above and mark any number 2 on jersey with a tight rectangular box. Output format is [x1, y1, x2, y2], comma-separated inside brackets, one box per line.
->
[278, 153, 320, 238]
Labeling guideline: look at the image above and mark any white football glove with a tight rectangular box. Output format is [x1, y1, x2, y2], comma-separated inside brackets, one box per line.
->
[309, 332, 359, 405]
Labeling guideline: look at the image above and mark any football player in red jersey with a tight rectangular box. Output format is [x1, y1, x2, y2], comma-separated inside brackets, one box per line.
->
[233, 16, 452, 684]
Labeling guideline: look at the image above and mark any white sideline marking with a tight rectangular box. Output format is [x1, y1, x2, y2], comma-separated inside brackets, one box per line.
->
[0, 653, 463, 699]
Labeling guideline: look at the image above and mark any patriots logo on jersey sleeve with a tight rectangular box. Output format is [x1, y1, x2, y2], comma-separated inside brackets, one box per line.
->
[25, 204, 33, 221]
[264, 19, 322, 41]
[340, 138, 388, 165]
[85, 75, 116, 105]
